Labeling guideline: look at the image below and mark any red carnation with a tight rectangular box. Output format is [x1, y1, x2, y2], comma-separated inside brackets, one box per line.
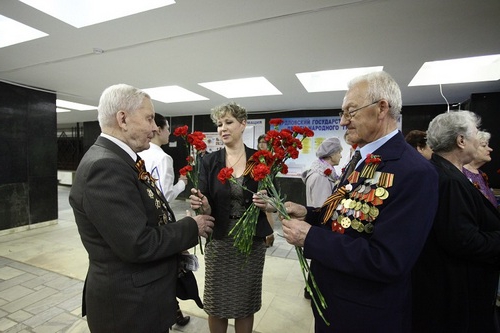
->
[292, 126, 305, 135]
[280, 163, 289, 175]
[173, 125, 189, 137]
[303, 127, 314, 137]
[269, 118, 284, 126]
[179, 165, 193, 176]
[217, 167, 234, 184]
[324, 169, 332, 176]
[252, 163, 271, 181]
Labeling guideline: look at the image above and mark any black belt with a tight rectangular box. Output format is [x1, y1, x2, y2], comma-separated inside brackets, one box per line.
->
[229, 215, 242, 219]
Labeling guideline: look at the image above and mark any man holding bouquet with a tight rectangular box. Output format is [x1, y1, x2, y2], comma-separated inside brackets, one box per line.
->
[281, 71, 439, 333]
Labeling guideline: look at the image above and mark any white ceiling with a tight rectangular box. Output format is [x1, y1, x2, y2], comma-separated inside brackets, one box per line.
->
[1, 0, 499, 126]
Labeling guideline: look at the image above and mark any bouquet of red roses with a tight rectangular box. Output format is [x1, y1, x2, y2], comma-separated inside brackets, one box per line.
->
[217, 119, 329, 325]
[173, 125, 207, 253]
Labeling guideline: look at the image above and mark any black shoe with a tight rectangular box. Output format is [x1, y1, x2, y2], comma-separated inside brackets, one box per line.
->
[304, 288, 312, 300]
[176, 310, 190, 326]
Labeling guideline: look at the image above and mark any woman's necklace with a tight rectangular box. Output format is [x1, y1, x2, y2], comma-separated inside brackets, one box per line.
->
[226, 151, 245, 168]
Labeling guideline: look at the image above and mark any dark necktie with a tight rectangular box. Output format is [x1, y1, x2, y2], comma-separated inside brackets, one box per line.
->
[339, 150, 362, 186]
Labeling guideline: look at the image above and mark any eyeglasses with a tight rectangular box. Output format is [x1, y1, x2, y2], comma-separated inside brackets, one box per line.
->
[339, 100, 381, 120]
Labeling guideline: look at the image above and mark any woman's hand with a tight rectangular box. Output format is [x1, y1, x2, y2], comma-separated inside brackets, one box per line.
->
[189, 188, 211, 215]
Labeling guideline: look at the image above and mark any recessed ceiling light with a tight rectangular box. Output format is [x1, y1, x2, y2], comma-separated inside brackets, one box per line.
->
[409, 54, 500, 86]
[56, 99, 96, 111]
[143, 86, 209, 103]
[199, 77, 282, 98]
[18, 0, 176, 28]
[0, 14, 48, 48]
[296, 66, 384, 93]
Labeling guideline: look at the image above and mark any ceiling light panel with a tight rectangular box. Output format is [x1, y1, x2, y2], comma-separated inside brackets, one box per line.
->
[296, 66, 384, 93]
[0, 14, 48, 48]
[143, 86, 209, 103]
[56, 108, 71, 113]
[19, 0, 176, 28]
[409, 54, 500, 86]
[199, 77, 282, 98]
[56, 99, 96, 111]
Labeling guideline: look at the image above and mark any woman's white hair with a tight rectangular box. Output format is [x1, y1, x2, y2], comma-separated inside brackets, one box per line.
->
[426, 110, 481, 153]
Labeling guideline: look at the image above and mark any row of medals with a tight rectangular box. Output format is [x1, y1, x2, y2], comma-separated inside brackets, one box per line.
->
[146, 184, 172, 225]
[332, 182, 390, 234]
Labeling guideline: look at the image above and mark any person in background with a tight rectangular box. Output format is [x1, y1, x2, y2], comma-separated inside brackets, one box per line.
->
[302, 137, 342, 207]
[280, 71, 439, 332]
[462, 130, 497, 208]
[139, 113, 190, 326]
[139, 113, 187, 203]
[300, 136, 343, 300]
[405, 129, 433, 160]
[69, 84, 214, 333]
[257, 133, 275, 247]
[412, 111, 500, 332]
[189, 102, 273, 333]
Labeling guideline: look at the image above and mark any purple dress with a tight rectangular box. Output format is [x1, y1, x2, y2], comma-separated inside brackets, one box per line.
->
[462, 168, 497, 207]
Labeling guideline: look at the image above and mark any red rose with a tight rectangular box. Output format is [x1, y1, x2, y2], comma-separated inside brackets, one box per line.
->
[324, 169, 332, 176]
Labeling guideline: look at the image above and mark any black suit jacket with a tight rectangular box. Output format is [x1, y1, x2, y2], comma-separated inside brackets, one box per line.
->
[412, 153, 500, 333]
[198, 146, 273, 240]
[69, 136, 199, 333]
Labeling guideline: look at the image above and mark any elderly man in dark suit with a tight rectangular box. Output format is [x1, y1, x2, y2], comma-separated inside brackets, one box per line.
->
[69, 84, 214, 333]
[281, 71, 439, 333]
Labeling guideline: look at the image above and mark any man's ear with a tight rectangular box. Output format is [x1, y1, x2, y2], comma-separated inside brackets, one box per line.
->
[116, 110, 127, 129]
[376, 100, 390, 119]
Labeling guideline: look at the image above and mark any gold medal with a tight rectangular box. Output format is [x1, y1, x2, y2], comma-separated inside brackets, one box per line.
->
[351, 218, 360, 229]
[369, 206, 379, 218]
[340, 217, 351, 228]
[361, 203, 370, 214]
[380, 190, 389, 200]
[375, 187, 386, 197]
[364, 223, 374, 233]
[355, 201, 362, 210]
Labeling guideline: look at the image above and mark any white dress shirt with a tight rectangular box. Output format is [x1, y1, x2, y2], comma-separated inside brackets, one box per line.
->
[139, 143, 186, 202]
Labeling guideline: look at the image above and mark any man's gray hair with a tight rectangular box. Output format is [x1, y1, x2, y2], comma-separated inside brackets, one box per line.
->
[97, 84, 150, 128]
[348, 71, 402, 118]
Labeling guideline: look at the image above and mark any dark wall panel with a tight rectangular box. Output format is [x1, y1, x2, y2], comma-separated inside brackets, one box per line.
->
[0, 81, 57, 230]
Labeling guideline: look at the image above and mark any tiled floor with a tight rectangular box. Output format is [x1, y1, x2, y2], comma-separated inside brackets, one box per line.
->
[0, 186, 314, 333]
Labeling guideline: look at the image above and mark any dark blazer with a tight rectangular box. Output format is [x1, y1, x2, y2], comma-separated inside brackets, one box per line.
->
[303, 132, 439, 333]
[412, 154, 500, 333]
[198, 146, 273, 240]
[69, 136, 199, 333]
